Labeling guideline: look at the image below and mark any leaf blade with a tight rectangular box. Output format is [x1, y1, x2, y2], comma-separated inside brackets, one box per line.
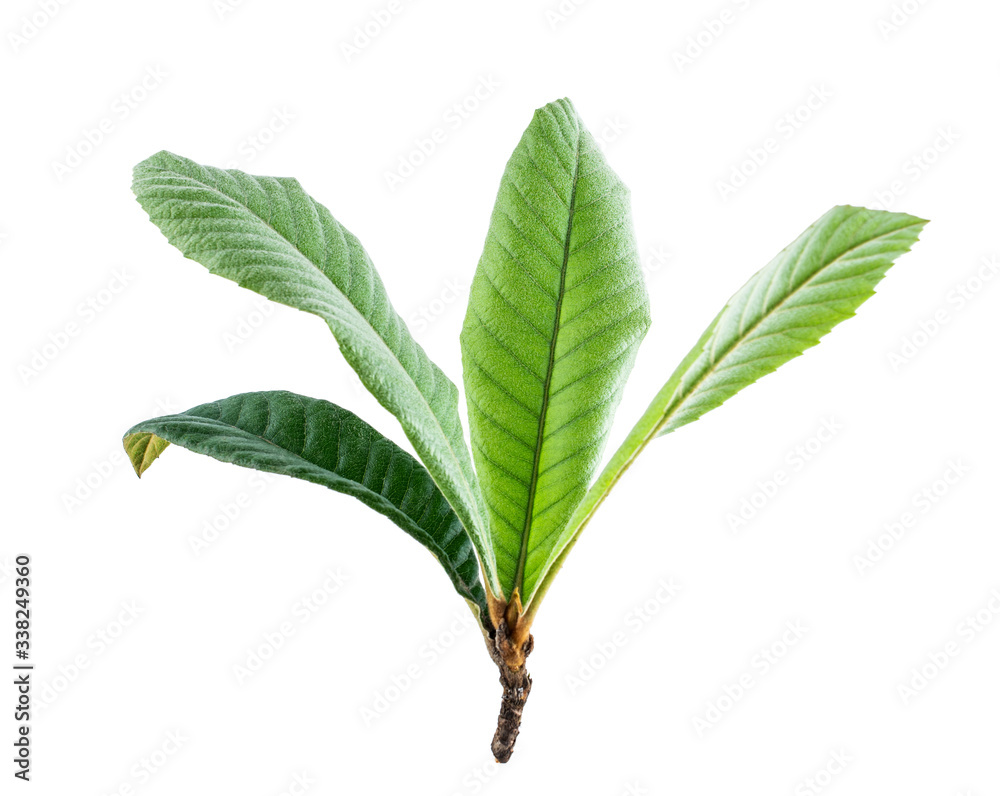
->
[461, 99, 651, 602]
[655, 206, 927, 437]
[131, 152, 497, 594]
[526, 205, 927, 620]
[123, 390, 489, 621]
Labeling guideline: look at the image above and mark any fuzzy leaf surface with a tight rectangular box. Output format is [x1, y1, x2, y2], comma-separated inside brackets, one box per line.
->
[132, 152, 496, 593]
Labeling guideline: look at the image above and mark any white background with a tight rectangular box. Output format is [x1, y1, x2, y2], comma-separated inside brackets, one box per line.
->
[4, 1, 1000, 794]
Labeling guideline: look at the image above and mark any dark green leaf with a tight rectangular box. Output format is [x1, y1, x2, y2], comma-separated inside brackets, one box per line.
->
[124, 390, 489, 622]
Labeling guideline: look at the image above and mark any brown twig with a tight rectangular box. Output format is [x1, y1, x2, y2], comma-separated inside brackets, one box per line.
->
[486, 619, 534, 763]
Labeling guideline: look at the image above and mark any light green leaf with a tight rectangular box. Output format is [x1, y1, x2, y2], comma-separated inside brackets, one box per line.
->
[132, 152, 497, 595]
[461, 98, 651, 604]
[123, 390, 489, 622]
[527, 205, 927, 619]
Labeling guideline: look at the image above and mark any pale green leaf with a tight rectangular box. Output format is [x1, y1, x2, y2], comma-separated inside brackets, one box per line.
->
[461, 98, 651, 603]
[527, 205, 927, 619]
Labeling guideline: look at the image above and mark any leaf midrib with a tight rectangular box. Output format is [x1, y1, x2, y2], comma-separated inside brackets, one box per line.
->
[511, 131, 581, 595]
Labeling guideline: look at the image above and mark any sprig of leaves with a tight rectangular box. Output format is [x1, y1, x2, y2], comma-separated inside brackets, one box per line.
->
[123, 98, 927, 762]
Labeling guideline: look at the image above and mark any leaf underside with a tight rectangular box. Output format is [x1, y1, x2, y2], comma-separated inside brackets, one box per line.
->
[461, 98, 651, 603]
[123, 390, 489, 621]
[131, 152, 497, 595]
[531, 204, 928, 617]
[653, 205, 928, 437]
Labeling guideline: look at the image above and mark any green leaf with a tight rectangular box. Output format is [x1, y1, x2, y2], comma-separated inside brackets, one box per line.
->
[461, 98, 651, 604]
[123, 390, 489, 622]
[132, 152, 497, 596]
[526, 205, 927, 620]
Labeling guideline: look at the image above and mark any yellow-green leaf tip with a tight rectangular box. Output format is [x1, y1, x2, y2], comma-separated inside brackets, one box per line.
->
[123, 432, 171, 477]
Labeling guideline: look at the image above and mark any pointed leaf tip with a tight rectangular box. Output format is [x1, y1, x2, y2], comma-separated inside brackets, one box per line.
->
[123, 432, 170, 477]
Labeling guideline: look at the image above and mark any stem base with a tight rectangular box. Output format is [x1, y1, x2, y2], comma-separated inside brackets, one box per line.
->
[487, 620, 534, 763]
